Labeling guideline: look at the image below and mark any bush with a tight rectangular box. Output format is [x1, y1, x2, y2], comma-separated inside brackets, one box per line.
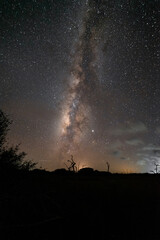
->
[0, 109, 36, 172]
[78, 167, 94, 175]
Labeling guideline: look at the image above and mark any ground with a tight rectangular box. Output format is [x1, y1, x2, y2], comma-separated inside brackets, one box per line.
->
[1, 170, 160, 240]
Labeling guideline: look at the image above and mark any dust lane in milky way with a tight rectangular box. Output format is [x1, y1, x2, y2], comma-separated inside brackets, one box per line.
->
[58, 3, 99, 157]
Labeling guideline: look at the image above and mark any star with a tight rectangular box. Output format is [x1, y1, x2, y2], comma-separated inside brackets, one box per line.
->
[0, 0, 159, 172]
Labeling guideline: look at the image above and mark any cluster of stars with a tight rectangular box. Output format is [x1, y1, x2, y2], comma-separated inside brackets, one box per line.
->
[0, 0, 159, 172]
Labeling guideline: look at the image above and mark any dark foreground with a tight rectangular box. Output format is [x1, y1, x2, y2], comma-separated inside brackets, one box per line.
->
[1, 170, 160, 240]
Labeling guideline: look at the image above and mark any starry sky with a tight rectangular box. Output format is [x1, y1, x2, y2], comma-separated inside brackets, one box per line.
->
[0, 0, 160, 172]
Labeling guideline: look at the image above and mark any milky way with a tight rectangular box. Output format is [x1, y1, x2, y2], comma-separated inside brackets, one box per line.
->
[59, 2, 99, 156]
[0, 0, 160, 172]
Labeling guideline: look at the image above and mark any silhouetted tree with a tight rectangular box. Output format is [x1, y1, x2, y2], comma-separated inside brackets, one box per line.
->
[150, 162, 160, 174]
[0, 110, 12, 150]
[106, 162, 110, 172]
[65, 155, 77, 172]
[0, 109, 36, 171]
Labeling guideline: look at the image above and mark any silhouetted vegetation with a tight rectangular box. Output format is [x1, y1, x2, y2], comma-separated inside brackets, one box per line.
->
[150, 161, 160, 174]
[78, 167, 94, 175]
[1, 170, 160, 240]
[64, 155, 77, 172]
[54, 168, 68, 174]
[0, 109, 36, 173]
[106, 161, 110, 172]
[1, 111, 160, 240]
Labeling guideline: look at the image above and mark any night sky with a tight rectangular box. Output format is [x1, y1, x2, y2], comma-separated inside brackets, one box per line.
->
[0, 0, 160, 172]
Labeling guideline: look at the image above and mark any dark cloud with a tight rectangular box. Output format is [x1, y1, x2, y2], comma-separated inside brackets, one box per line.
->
[112, 150, 121, 157]
[126, 139, 144, 146]
[111, 122, 147, 136]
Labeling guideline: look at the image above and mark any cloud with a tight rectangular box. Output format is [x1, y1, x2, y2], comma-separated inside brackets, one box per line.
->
[136, 153, 149, 157]
[111, 122, 147, 136]
[112, 150, 121, 157]
[142, 144, 160, 151]
[120, 157, 130, 161]
[126, 139, 144, 146]
[109, 140, 123, 150]
[137, 160, 146, 166]
[137, 148, 160, 169]
[155, 127, 160, 134]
